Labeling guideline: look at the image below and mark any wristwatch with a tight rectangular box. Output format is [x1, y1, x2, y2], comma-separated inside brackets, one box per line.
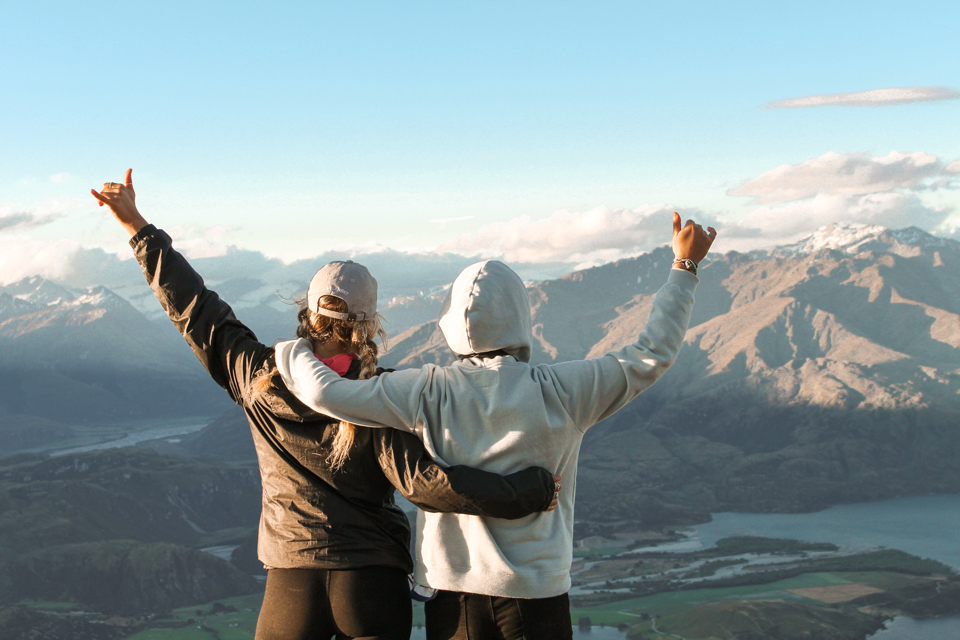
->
[672, 258, 698, 275]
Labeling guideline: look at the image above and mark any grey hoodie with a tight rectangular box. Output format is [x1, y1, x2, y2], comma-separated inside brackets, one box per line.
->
[276, 260, 698, 598]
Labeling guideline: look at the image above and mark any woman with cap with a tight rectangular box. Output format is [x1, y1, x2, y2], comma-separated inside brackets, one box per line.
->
[92, 171, 559, 640]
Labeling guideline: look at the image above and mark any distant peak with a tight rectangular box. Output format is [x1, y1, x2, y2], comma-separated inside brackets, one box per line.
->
[1, 277, 77, 306]
[67, 286, 126, 310]
[774, 223, 956, 257]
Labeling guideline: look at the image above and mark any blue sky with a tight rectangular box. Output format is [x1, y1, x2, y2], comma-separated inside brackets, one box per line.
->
[1, 0, 958, 278]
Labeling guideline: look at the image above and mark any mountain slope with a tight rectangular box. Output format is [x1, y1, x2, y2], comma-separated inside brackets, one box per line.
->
[0, 279, 231, 428]
[379, 225, 960, 523]
[0, 448, 263, 613]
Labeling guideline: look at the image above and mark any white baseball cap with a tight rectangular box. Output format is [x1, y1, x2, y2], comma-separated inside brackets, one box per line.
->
[306, 260, 377, 321]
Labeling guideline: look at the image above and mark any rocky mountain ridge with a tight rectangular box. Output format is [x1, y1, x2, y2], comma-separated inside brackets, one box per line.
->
[3, 224, 959, 524]
[376, 224, 960, 523]
[0, 278, 232, 453]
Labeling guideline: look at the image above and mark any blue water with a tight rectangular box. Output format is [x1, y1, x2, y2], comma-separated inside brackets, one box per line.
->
[692, 493, 960, 570]
[870, 615, 960, 639]
[412, 494, 960, 639]
[691, 493, 960, 639]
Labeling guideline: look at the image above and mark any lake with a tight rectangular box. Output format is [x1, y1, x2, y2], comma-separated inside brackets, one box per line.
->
[410, 493, 960, 639]
[691, 493, 960, 639]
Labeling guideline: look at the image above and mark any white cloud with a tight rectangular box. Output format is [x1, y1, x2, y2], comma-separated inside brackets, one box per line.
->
[438, 205, 716, 267]
[766, 86, 960, 109]
[0, 236, 88, 285]
[945, 160, 960, 174]
[0, 209, 66, 233]
[0, 197, 91, 235]
[166, 225, 240, 259]
[728, 151, 942, 204]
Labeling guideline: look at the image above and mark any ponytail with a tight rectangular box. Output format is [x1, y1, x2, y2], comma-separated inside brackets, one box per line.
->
[252, 294, 388, 471]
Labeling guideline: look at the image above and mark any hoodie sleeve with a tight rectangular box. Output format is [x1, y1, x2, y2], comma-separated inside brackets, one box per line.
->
[130, 225, 270, 404]
[546, 267, 698, 431]
[374, 429, 555, 518]
[275, 338, 428, 435]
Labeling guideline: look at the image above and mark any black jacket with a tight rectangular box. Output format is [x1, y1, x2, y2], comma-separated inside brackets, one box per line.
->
[131, 226, 553, 572]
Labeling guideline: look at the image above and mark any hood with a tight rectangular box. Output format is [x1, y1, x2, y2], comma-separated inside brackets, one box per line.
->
[437, 260, 533, 363]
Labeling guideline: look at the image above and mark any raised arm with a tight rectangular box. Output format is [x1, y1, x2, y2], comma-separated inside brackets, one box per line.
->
[375, 429, 559, 518]
[92, 170, 270, 402]
[549, 213, 716, 430]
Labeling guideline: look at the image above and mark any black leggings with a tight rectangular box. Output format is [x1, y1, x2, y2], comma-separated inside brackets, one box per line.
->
[425, 590, 572, 640]
[255, 566, 412, 640]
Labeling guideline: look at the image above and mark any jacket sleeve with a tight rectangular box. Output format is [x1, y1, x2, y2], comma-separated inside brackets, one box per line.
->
[546, 267, 698, 431]
[130, 225, 271, 404]
[374, 429, 554, 519]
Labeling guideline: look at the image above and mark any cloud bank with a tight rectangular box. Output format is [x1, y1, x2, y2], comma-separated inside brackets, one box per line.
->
[3, 151, 957, 288]
[720, 150, 958, 251]
[728, 151, 942, 204]
[438, 204, 718, 269]
[767, 86, 960, 109]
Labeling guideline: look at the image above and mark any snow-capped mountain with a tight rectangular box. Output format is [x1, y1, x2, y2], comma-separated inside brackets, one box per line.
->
[0, 279, 230, 429]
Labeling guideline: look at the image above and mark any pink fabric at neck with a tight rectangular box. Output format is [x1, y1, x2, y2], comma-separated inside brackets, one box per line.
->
[317, 352, 357, 377]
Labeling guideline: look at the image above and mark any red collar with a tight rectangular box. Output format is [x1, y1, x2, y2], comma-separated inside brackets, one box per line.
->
[316, 352, 357, 377]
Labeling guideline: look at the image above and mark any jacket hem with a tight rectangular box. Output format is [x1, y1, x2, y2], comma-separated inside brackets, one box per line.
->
[415, 567, 571, 599]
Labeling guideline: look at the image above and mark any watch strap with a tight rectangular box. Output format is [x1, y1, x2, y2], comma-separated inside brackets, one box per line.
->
[672, 258, 698, 275]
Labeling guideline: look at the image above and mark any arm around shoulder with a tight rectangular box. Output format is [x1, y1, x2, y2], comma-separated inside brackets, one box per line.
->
[375, 429, 556, 518]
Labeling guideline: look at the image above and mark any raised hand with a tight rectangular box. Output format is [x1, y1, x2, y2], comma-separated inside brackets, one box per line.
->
[91, 168, 148, 237]
[672, 211, 716, 266]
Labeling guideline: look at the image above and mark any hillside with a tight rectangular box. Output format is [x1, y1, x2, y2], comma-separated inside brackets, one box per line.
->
[379, 225, 960, 523]
[0, 448, 262, 613]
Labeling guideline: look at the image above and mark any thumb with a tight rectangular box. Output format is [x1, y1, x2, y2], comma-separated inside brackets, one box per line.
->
[124, 168, 134, 189]
[672, 212, 681, 237]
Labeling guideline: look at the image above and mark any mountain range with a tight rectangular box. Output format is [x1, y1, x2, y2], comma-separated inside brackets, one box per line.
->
[377, 224, 960, 524]
[0, 277, 232, 454]
[1, 224, 958, 527]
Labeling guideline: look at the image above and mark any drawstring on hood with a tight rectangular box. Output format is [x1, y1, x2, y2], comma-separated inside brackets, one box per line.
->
[437, 260, 533, 363]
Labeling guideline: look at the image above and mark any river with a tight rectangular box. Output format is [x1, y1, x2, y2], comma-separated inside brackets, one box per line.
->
[49, 419, 210, 456]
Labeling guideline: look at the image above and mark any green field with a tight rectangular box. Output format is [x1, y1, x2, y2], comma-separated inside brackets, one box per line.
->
[570, 572, 856, 626]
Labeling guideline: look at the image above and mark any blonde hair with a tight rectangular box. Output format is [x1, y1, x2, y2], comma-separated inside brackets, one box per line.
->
[255, 294, 388, 470]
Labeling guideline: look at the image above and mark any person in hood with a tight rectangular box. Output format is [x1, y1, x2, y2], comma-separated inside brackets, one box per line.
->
[92, 170, 559, 640]
[274, 210, 716, 639]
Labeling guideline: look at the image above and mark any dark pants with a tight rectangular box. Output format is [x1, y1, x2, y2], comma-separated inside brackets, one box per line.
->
[255, 566, 412, 640]
[425, 590, 573, 640]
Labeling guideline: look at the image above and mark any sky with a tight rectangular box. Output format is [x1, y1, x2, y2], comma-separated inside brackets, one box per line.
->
[1, 0, 959, 283]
